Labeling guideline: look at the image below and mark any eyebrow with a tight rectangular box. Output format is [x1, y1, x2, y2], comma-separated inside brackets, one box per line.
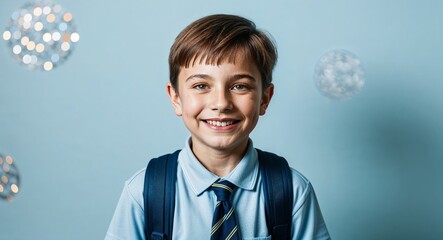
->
[185, 74, 256, 82]
[185, 74, 211, 82]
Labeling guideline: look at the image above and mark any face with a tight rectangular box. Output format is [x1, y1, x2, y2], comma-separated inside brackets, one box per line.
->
[167, 57, 274, 154]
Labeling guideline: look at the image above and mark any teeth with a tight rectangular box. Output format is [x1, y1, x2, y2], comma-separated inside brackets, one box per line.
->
[207, 120, 234, 127]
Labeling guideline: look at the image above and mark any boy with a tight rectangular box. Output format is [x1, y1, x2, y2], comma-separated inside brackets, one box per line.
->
[106, 14, 330, 240]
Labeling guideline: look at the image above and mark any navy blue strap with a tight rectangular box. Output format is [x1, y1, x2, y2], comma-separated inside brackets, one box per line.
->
[257, 149, 293, 239]
[143, 149, 293, 239]
[143, 150, 180, 240]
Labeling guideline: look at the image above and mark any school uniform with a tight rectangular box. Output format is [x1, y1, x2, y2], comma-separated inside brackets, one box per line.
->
[105, 137, 330, 240]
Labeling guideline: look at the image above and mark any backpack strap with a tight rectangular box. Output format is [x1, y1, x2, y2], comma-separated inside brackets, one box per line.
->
[143, 149, 293, 239]
[257, 149, 293, 240]
[143, 150, 180, 240]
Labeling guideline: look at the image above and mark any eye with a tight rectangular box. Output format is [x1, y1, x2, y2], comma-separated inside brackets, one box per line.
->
[231, 83, 250, 91]
[193, 83, 209, 90]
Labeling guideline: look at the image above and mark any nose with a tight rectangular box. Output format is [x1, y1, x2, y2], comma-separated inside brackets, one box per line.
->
[210, 88, 233, 112]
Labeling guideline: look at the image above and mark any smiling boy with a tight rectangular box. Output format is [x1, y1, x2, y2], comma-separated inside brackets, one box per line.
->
[168, 55, 270, 177]
[106, 14, 330, 240]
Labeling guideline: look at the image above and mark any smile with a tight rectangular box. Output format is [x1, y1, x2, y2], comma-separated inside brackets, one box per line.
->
[205, 120, 236, 127]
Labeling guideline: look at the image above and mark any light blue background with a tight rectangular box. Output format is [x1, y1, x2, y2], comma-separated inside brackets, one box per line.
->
[1, 0, 443, 239]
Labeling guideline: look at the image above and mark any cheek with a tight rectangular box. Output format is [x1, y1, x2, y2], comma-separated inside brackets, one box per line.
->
[237, 96, 261, 117]
[181, 95, 204, 116]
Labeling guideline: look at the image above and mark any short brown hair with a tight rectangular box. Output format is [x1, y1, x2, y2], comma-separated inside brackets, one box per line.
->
[169, 14, 278, 90]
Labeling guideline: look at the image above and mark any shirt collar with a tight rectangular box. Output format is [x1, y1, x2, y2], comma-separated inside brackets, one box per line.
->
[179, 137, 259, 196]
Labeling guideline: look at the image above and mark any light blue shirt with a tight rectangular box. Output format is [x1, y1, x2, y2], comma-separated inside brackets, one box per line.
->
[105, 138, 330, 240]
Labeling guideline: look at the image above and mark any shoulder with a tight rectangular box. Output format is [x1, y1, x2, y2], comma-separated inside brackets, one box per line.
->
[258, 150, 313, 207]
[126, 167, 146, 189]
[256, 149, 310, 188]
[289, 167, 321, 214]
[258, 149, 311, 191]
[123, 151, 180, 206]
[256, 149, 314, 209]
[289, 167, 311, 196]
[123, 168, 146, 208]
[289, 167, 310, 189]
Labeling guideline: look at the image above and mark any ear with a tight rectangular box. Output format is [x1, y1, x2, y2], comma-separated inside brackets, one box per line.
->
[166, 83, 183, 116]
[259, 83, 274, 116]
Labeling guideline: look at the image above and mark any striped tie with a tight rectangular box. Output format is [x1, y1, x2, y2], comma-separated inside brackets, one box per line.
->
[209, 180, 241, 240]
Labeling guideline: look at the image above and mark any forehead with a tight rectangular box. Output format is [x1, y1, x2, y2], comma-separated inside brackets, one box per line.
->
[179, 54, 261, 79]
[182, 44, 256, 67]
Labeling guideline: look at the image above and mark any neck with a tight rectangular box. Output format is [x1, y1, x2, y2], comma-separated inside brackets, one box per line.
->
[190, 139, 249, 177]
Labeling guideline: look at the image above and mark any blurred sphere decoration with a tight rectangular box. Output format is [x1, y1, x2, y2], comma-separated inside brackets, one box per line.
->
[313, 49, 365, 100]
[2, 0, 80, 71]
[0, 154, 20, 201]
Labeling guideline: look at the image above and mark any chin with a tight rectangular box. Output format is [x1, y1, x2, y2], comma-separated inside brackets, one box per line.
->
[206, 136, 248, 151]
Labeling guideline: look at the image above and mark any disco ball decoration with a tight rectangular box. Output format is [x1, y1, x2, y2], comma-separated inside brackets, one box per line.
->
[2, 0, 80, 71]
[0, 154, 20, 201]
[314, 49, 365, 100]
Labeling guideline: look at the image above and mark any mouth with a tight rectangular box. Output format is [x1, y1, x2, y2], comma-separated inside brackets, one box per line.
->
[204, 119, 239, 127]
